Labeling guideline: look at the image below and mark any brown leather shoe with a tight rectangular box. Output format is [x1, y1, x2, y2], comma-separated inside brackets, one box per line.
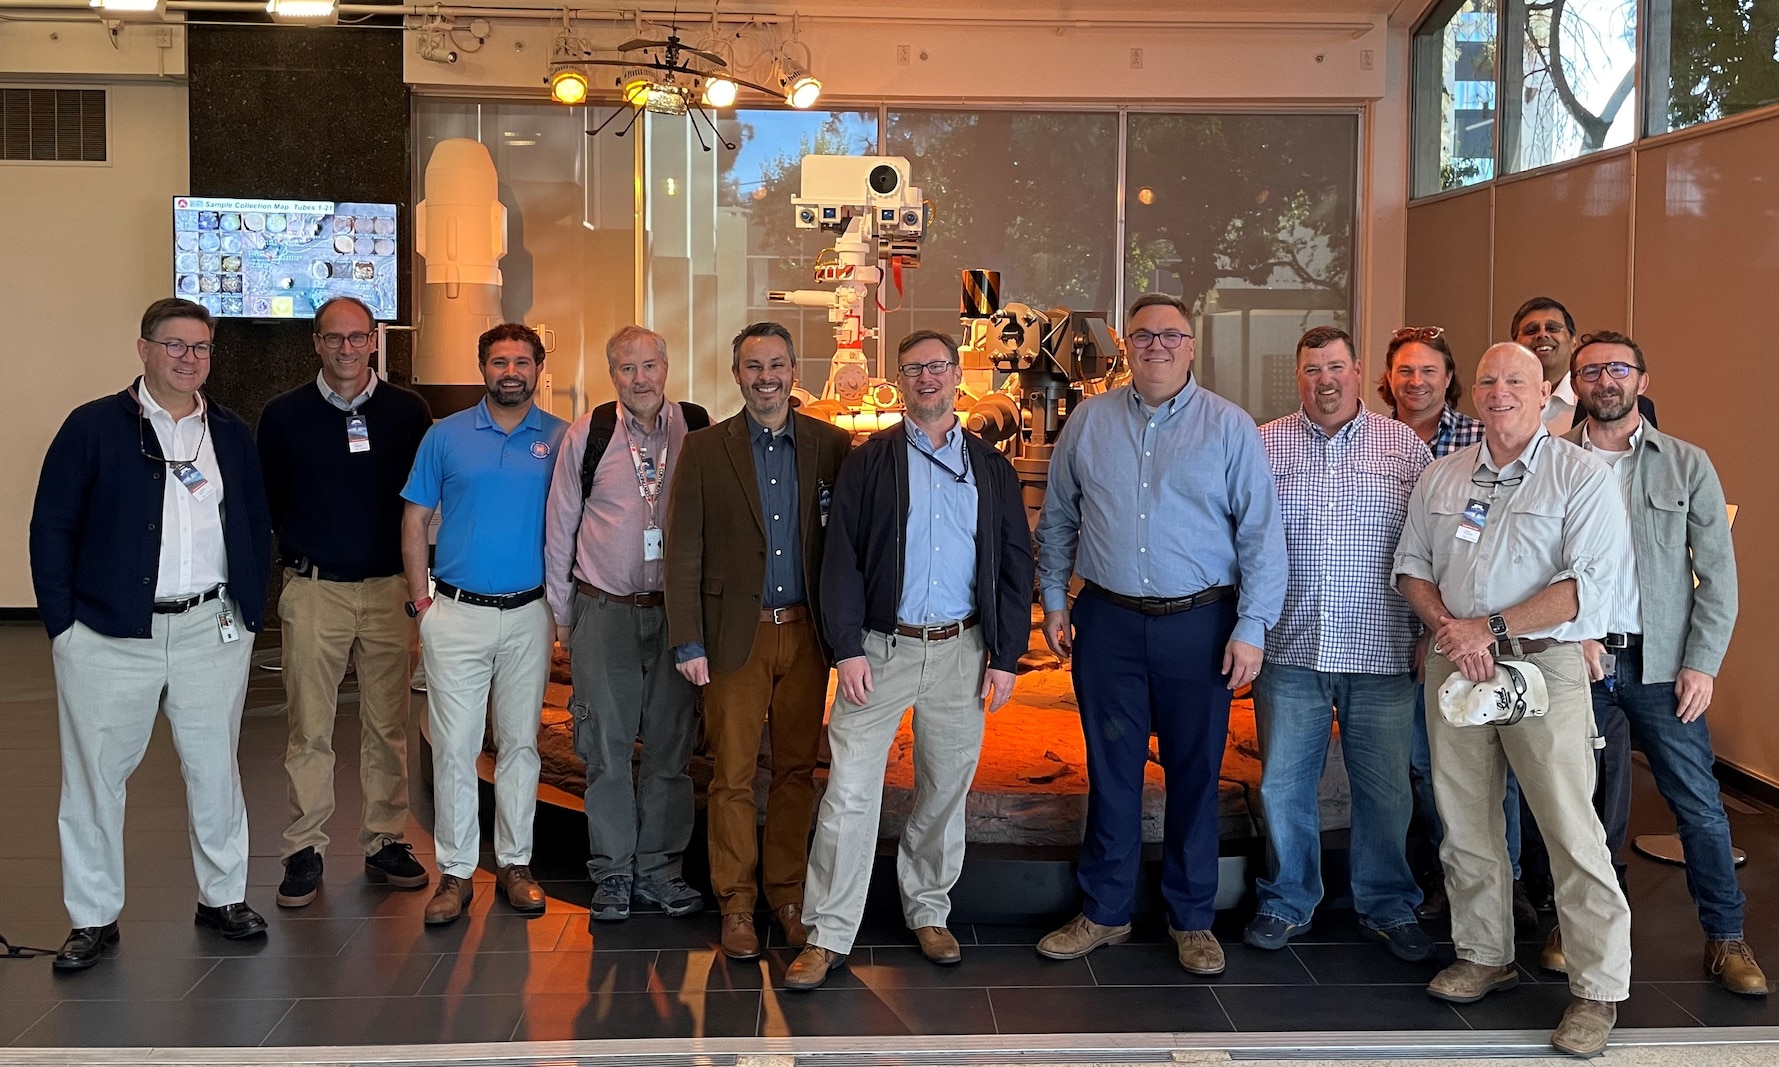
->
[495, 864, 546, 913]
[1550, 996, 1616, 1058]
[1541, 925, 1569, 974]
[914, 926, 962, 965]
[424, 874, 474, 925]
[1036, 914, 1132, 960]
[774, 902, 808, 948]
[1706, 940, 1771, 995]
[1427, 960, 1520, 1003]
[784, 945, 847, 990]
[1170, 928, 1226, 975]
[721, 912, 761, 960]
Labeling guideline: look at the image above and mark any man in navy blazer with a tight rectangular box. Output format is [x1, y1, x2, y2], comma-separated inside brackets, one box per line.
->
[30, 297, 272, 971]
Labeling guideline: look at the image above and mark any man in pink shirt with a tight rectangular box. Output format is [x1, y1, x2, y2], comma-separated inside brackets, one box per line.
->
[544, 326, 710, 922]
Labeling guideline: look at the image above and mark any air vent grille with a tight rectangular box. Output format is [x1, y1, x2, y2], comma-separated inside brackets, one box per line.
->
[1, 88, 107, 162]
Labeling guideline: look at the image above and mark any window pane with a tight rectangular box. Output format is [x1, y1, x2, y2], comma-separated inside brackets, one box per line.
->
[1506, 0, 1637, 172]
[1125, 114, 1357, 423]
[1414, 0, 1499, 196]
[1648, 0, 1779, 134]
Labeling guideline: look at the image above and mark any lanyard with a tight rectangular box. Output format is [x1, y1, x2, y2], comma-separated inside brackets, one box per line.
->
[622, 415, 668, 516]
[908, 426, 968, 483]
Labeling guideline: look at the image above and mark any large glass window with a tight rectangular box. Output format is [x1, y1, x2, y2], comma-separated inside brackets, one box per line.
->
[1647, 0, 1779, 134]
[1504, 0, 1637, 172]
[1126, 114, 1357, 423]
[1414, 0, 1499, 196]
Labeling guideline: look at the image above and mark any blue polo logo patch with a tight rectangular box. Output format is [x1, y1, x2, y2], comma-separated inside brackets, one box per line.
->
[531, 441, 552, 459]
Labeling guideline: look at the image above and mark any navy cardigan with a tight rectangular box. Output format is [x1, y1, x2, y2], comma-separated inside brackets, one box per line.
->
[30, 385, 272, 639]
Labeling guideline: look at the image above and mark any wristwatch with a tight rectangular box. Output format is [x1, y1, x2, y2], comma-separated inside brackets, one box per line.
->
[405, 596, 433, 618]
[1488, 613, 1508, 639]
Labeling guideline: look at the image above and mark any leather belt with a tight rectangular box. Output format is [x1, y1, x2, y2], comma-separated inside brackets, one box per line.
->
[153, 584, 225, 614]
[1082, 581, 1235, 617]
[434, 580, 546, 611]
[760, 603, 810, 625]
[284, 557, 370, 583]
[1603, 632, 1642, 650]
[1490, 637, 1554, 656]
[893, 615, 980, 642]
[575, 580, 663, 608]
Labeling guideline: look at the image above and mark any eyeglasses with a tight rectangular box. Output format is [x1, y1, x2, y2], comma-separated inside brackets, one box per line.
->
[1575, 361, 1643, 383]
[317, 331, 374, 351]
[142, 337, 214, 360]
[898, 358, 957, 378]
[1390, 326, 1445, 343]
[1127, 329, 1192, 350]
[1470, 471, 1525, 492]
[137, 402, 209, 465]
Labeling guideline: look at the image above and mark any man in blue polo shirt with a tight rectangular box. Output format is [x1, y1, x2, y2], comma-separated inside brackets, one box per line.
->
[401, 322, 566, 925]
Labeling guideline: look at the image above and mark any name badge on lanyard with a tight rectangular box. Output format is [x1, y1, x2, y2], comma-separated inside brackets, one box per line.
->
[172, 461, 217, 502]
[625, 419, 667, 561]
[1456, 498, 1489, 543]
[346, 413, 371, 453]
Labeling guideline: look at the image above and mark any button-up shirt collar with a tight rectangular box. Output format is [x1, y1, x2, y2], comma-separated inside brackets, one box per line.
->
[317, 371, 377, 412]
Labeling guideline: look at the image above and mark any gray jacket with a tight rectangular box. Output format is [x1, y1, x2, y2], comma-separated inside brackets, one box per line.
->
[1564, 422, 1738, 682]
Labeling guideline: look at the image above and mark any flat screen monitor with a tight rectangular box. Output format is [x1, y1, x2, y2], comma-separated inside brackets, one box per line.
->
[172, 196, 398, 320]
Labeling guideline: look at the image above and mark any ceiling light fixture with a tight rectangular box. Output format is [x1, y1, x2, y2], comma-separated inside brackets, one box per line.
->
[550, 67, 589, 105]
[701, 75, 738, 109]
[266, 0, 336, 23]
[778, 61, 821, 109]
[88, 0, 164, 17]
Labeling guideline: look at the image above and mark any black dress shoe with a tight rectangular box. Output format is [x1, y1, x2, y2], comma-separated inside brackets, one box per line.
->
[52, 922, 119, 972]
[194, 902, 268, 939]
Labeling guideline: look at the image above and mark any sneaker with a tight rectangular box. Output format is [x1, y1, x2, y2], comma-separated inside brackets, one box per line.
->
[276, 847, 324, 908]
[635, 876, 704, 917]
[1364, 919, 1435, 962]
[590, 874, 632, 922]
[1243, 914, 1311, 950]
[365, 842, 429, 889]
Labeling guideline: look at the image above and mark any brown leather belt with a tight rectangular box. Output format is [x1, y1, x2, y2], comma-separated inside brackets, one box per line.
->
[893, 615, 980, 641]
[1491, 637, 1554, 656]
[575, 580, 663, 608]
[1083, 581, 1235, 617]
[760, 603, 810, 625]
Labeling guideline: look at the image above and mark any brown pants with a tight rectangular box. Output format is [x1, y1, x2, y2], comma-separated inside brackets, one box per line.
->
[703, 617, 828, 915]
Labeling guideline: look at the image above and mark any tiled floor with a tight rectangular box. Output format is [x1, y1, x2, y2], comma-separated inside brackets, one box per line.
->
[2, 622, 1777, 1047]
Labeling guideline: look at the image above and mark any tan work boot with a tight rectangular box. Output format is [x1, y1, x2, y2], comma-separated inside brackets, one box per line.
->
[1170, 928, 1226, 975]
[774, 903, 808, 948]
[1706, 940, 1771, 995]
[423, 873, 474, 925]
[783, 945, 847, 990]
[1427, 960, 1519, 1003]
[1541, 925, 1569, 974]
[720, 912, 761, 960]
[495, 864, 546, 912]
[1036, 914, 1132, 960]
[1550, 996, 1616, 1058]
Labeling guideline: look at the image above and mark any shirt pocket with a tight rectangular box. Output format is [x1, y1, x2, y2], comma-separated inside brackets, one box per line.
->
[1507, 495, 1566, 566]
[1646, 484, 1689, 549]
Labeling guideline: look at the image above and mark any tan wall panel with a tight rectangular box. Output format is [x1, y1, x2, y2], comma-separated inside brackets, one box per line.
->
[1404, 189, 1492, 410]
[1492, 153, 1633, 343]
[1633, 113, 1779, 786]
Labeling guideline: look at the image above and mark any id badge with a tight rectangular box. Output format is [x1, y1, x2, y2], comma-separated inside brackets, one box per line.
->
[1455, 498, 1489, 544]
[819, 483, 832, 528]
[346, 414, 371, 454]
[643, 525, 664, 561]
[172, 462, 217, 502]
[216, 609, 241, 644]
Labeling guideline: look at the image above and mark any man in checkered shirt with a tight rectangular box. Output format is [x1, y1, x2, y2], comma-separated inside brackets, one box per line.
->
[1245, 325, 1435, 961]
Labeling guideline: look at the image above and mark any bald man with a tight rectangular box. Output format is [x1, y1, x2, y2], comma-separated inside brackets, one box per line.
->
[1393, 343, 1633, 1058]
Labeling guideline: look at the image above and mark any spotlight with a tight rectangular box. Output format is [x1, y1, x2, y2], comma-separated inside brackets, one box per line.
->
[549, 68, 589, 105]
[266, 0, 335, 22]
[620, 67, 653, 107]
[88, 0, 163, 17]
[702, 76, 738, 109]
[778, 62, 821, 109]
[418, 33, 457, 64]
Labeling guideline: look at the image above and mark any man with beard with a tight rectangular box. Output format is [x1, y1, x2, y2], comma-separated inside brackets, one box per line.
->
[784, 331, 1033, 989]
[1510, 297, 1656, 434]
[1545, 331, 1763, 995]
[400, 323, 566, 925]
[1394, 343, 1631, 1057]
[664, 322, 851, 960]
[1247, 326, 1433, 960]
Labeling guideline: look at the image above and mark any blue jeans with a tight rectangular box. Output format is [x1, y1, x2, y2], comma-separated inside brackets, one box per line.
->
[1252, 664, 1421, 930]
[1592, 643, 1745, 941]
[1410, 685, 1523, 878]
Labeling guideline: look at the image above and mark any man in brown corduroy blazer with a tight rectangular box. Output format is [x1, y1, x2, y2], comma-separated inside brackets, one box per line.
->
[664, 321, 852, 961]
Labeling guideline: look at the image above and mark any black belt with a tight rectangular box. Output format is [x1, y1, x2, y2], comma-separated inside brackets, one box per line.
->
[434, 580, 546, 611]
[1603, 632, 1642, 650]
[284, 557, 375, 583]
[153, 584, 225, 614]
[1082, 581, 1235, 617]
[575, 580, 663, 608]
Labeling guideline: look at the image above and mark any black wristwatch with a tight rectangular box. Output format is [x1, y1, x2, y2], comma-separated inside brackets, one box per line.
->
[1488, 613, 1508, 639]
[405, 596, 433, 618]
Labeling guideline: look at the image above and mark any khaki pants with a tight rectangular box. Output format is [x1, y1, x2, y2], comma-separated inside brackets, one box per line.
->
[803, 626, 987, 955]
[279, 571, 415, 859]
[1426, 643, 1632, 1001]
[703, 617, 828, 915]
[53, 602, 255, 928]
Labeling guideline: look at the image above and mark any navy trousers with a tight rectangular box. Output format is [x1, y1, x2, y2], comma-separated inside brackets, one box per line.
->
[1071, 591, 1237, 931]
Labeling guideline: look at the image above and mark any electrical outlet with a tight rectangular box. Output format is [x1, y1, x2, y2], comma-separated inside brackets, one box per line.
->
[896, 43, 911, 66]
[156, 27, 172, 48]
[1129, 47, 1144, 69]
[1360, 49, 1374, 70]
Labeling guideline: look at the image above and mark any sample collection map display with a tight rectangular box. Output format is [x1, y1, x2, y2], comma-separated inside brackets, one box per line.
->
[172, 197, 398, 319]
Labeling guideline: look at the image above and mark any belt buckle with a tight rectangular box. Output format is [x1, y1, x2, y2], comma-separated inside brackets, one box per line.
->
[770, 606, 788, 625]
[1604, 633, 1629, 650]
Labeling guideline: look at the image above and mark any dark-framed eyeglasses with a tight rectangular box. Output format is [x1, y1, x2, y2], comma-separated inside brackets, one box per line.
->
[142, 337, 214, 360]
[1127, 329, 1192, 350]
[1471, 471, 1525, 492]
[1575, 361, 1643, 383]
[898, 358, 957, 379]
[1390, 326, 1445, 343]
[317, 331, 374, 351]
[138, 403, 209, 466]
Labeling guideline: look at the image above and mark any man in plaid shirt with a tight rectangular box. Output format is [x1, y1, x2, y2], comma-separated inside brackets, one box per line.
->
[1247, 325, 1434, 961]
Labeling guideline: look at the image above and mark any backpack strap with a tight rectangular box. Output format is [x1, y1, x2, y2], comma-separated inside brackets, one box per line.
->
[579, 401, 621, 502]
[679, 400, 711, 433]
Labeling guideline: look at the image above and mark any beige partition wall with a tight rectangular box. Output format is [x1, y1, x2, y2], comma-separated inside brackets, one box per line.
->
[1403, 108, 1779, 788]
